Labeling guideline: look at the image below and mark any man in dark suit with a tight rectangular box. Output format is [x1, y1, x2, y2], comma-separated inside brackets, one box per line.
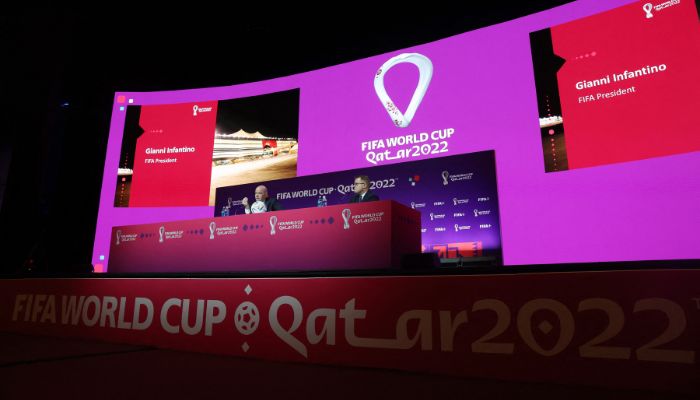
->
[242, 185, 283, 213]
[349, 175, 380, 203]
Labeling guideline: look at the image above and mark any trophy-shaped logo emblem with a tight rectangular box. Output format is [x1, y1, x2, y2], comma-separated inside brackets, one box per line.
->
[442, 171, 449, 186]
[342, 208, 352, 230]
[269, 216, 278, 235]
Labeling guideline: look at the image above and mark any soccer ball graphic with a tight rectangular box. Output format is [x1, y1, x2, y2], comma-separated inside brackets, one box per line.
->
[234, 301, 259, 335]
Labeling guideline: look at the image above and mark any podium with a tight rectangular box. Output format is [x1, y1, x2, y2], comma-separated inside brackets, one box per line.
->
[108, 200, 421, 273]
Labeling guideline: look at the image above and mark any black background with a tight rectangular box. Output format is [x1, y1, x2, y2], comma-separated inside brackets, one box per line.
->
[216, 89, 300, 139]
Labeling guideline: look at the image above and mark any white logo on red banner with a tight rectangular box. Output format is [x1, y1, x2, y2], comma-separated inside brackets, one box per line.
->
[342, 209, 352, 229]
[270, 216, 278, 235]
[234, 301, 260, 336]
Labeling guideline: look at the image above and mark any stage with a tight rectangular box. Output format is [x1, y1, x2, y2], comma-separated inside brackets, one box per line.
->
[1, 331, 689, 400]
[1, 264, 698, 395]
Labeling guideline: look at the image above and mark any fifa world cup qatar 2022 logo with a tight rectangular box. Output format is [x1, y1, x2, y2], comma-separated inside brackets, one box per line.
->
[269, 216, 278, 235]
[374, 53, 433, 128]
[158, 226, 165, 243]
[209, 221, 216, 240]
[442, 171, 450, 185]
[342, 208, 352, 230]
[115, 230, 121, 246]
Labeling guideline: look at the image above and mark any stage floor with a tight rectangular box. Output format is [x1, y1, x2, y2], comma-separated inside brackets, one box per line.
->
[0, 332, 691, 400]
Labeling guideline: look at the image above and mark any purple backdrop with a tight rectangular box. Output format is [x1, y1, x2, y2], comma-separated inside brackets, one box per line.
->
[215, 151, 501, 258]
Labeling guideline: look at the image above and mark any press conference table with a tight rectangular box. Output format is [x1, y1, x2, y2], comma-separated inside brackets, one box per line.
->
[108, 200, 421, 273]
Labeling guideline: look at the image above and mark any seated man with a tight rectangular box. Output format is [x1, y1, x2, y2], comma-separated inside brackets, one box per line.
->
[242, 185, 283, 214]
[349, 175, 379, 203]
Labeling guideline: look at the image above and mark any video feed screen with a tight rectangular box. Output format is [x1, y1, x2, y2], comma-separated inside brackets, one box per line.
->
[115, 90, 299, 207]
[531, 0, 699, 172]
[94, 0, 700, 271]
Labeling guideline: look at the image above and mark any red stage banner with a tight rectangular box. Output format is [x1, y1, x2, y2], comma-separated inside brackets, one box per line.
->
[109, 200, 421, 273]
[1, 269, 698, 393]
